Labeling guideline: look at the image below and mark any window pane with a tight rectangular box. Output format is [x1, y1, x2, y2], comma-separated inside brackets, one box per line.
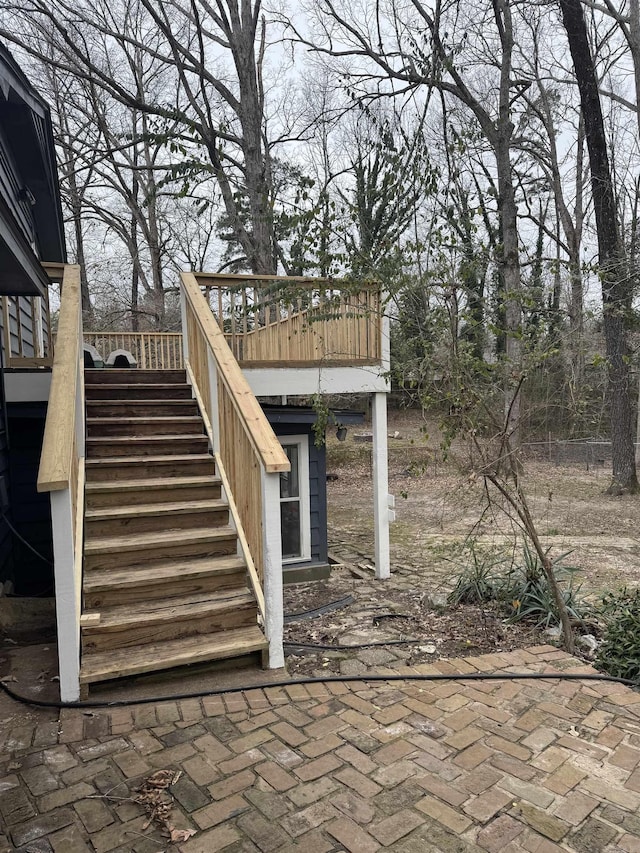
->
[280, 444, 299, 498]
[281, 501, 301, 558]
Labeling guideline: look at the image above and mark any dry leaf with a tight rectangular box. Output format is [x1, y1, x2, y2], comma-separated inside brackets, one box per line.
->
[144, 770, 174, 789]
[170, 828, 196, 843]
[171, 770, 182, 785]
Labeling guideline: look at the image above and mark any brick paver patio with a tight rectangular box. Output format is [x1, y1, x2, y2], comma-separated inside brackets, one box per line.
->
[2, 646, 640, 852]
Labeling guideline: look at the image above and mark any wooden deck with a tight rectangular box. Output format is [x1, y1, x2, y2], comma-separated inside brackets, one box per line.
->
[83, 274, 383, 371]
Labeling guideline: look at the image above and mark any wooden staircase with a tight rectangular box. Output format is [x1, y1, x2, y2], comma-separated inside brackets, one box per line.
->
[79, 368, 268, 691]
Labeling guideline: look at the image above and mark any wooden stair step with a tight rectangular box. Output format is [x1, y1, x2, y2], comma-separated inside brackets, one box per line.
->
[86, 498, 227, 521]
[86, 475, 221, 507]
[87, 416, 202, 424]
[85, 384, 193, 400]
[84, 526, 238, 570]
[85, 498, 229, 535]
[84, 555, 247, 602]
[85, 453, 214, 466]
[84, 455, 216, 481]
[87, 416, 204, 437]
[86, 475, 218, 493]
[79, 625, 268, 685]
[82, 589, 257, 652]
[86, 588, 254, 628]
[85, 525, 236, 555]
[87, 435, 207, 445]
[86, 400, 198, 417]
[85, 369, 186, 384]
[86, 435, 209, 457]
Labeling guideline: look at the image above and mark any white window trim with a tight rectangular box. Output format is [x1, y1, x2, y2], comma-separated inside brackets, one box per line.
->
[280, 434, 311, 564]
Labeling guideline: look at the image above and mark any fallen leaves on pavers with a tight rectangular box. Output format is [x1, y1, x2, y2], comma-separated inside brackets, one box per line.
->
[132, 769, 196, 844]
[83, 768, 197, 849]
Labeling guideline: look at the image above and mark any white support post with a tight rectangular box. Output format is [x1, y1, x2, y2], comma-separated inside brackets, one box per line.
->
[261, 470, 285, 668]
[372, 391, 390, 579]
[51, 489, 80, 701]
[180, 286, 190, 365]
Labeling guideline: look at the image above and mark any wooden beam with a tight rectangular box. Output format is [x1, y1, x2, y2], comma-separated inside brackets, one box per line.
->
[41, 261, 66, 281]
[8, 356, 53, 368]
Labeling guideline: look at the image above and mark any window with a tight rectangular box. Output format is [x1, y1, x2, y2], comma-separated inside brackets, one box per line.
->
[279, 436, 310, 563]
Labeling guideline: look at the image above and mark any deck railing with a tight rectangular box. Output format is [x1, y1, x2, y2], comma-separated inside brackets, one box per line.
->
[194, 273, 383, 366]
[83, 331, 183, 369]
[37, 264, 85, 702]
[180, 272, 290, 668]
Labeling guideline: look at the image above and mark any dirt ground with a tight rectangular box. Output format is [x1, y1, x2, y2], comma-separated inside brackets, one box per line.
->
[283, 407, 639, 676]
[325, 407, 640, 596]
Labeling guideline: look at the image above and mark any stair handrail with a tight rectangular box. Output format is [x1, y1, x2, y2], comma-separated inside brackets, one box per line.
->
[37, 263, 85, 702]
[181, 273, 290, 473]
[180, 271, 289, 669]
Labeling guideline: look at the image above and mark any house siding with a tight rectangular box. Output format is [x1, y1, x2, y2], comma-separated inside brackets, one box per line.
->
[1, 294, 38, 359]
[0, 126, 36, 250]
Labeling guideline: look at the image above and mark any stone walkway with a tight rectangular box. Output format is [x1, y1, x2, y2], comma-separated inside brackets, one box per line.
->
[2, 646, 640, 852]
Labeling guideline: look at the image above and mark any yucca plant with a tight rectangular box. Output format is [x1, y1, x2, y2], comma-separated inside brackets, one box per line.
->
[447, 545, 508, 605]
[502, 543, 584, 628]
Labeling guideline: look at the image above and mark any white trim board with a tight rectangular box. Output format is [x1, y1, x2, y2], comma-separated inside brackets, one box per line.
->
[279, 435, 311, 564]
[244, 366, 389, 396]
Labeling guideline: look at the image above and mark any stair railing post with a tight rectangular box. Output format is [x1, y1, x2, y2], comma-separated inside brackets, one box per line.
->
[180, 284, 190, 365]
[261, 469, 284, 668]
[207, 350, 220, 454]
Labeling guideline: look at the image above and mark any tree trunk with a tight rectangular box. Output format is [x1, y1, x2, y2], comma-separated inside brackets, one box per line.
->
[560, 0, 639, 493]
[492, 0, 522, 449]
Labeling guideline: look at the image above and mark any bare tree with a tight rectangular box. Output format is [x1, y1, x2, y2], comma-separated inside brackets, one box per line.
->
[0, 0, 283, 273]
[560, 0, 639, 493]
[296, 0, 536, 445]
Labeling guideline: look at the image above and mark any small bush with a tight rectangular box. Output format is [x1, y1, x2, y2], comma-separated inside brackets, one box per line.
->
[596, 588, 640, 681]
[448, 540, 586, 629]
[504, 543, 584, 628]
[447, 546, 507, 604]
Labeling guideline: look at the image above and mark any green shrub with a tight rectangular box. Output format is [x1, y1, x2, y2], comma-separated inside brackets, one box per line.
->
[503, 543, 584, 628]
[448, 540, 586, 629]
[596, 588, 640, 681]
[447, 545, 507, 604]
